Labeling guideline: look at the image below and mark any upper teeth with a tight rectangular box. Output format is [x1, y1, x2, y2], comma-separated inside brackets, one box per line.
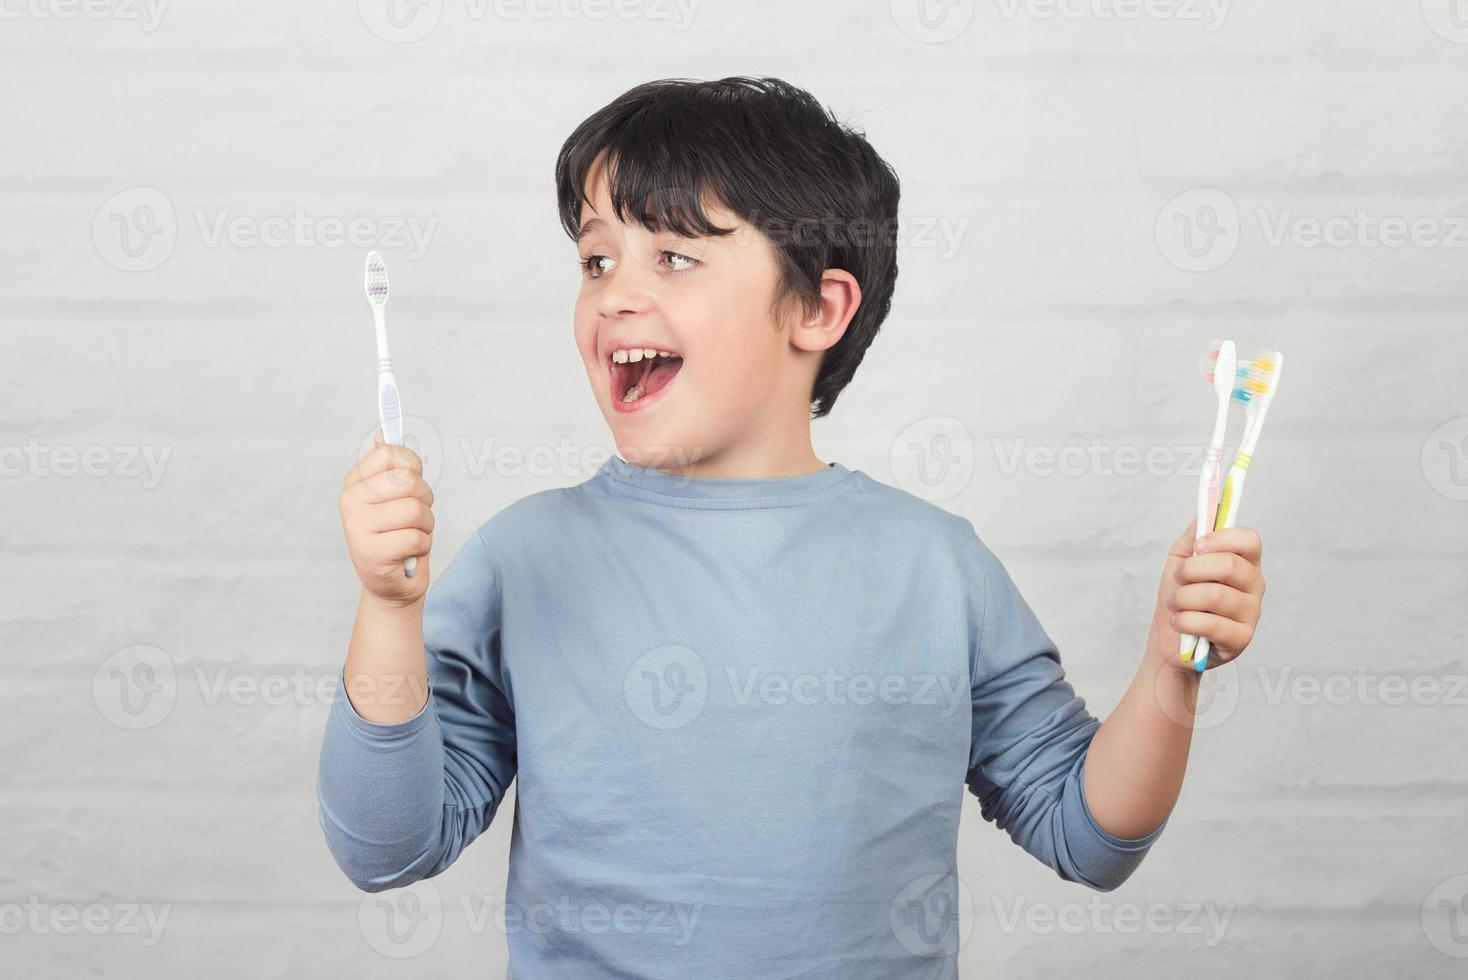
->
[612, 348, 677, 364]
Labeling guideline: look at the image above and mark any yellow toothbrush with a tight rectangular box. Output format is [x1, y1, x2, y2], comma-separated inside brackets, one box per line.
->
[1190, 349, 1283, 671]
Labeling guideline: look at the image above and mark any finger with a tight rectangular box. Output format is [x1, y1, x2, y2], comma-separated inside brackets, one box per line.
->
[354, 468, 434, 507]
[1175, 551, 1263, 593]
[1169, 610, 1253, 654]
[344, 443, 423, 487]
[344, 444, 425, 490]
[1168, 582, 1259, 624]
[1197, 526, 1262, 565]
[373, 428, 384, 448]
[1169, 519, 1200, 559]
[366, 527, 433, 566]
[362, 496, 436, 534]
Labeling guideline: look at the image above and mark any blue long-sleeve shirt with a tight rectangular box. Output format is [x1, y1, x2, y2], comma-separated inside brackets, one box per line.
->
[317, 454, 1166, 978]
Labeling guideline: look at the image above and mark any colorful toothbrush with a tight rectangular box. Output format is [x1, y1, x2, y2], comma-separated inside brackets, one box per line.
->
[1191, 350, 1283, 671]
[1180, 339, 1235, 665]
[1200, 344, 1230, 522]
[364, 250, 415, 578]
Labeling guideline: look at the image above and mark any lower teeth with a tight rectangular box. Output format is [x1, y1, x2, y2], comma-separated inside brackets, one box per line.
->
[622, 382, 646, 403]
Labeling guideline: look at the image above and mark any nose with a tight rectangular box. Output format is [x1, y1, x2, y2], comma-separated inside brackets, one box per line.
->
[596, 233, 660, 320]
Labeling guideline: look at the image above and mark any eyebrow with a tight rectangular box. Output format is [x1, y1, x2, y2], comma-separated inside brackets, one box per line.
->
[575, 218, 606, 244]
[576, 213, 707, 246]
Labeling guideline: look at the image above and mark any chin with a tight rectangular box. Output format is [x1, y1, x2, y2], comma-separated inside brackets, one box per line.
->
[612, 425, 713, 472]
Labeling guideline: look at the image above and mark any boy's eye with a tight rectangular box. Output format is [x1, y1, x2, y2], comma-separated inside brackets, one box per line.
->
[580, 254, 616, 279]
[578, 251, 700, 280]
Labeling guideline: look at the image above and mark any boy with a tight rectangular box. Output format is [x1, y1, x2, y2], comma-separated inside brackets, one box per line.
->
[318, 76, 1266, 977]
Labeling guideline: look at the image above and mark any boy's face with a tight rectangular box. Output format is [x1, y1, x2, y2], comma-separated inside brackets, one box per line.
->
[572, 165, 814, 473]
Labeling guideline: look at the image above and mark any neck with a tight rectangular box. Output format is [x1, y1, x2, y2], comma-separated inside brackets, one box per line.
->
[622, 427, 825, 481]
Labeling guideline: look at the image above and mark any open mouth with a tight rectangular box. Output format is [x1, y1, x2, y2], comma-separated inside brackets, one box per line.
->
[609, 346, 684, 407]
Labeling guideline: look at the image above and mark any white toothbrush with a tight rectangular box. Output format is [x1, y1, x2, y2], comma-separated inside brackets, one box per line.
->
[1191, 349, 1283, 671]
[364, 250, 415, 578]
[1180, 339, 1235, 665]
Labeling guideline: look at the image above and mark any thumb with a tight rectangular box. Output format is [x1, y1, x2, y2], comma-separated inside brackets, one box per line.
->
[373, 427, 384, 448]
[1169, 518, 1199, 560]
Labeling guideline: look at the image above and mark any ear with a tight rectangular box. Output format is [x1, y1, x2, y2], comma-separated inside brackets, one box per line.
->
[788, 269, 862, 355]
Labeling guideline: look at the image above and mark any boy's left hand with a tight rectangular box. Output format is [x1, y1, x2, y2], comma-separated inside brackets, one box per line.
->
[1154, 520, 1266, 672]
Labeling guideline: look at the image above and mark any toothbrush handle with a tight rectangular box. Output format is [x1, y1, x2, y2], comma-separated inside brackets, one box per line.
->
[378, 370, 404, 446]
[377, 369, 417, 578]
[1193, 459, 1250, 671]
[1181, 447, 1223, 662]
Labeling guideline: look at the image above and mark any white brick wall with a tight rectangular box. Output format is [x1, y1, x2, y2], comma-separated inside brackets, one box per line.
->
[4, 1, 1466, 975]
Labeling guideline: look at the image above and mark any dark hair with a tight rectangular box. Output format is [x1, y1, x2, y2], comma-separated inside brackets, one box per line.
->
[554, 76, 900, 419]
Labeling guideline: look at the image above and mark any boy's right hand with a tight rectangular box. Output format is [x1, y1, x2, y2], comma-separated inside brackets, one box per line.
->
[340, 429, 434, 607]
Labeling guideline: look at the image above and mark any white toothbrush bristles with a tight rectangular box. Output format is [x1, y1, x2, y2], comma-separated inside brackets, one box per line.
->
[365, 250, 389, 308]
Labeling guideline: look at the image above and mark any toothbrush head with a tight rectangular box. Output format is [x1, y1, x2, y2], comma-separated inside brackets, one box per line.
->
[1240, 349, 1283, 407]
[1202, 340, 1221, 382]
[364, 251, 389, 309]
[1202, 341, 1263, 406]
[1202, 338, 1245, 382]
[1212, 340, 1237, 401]
[1229, 349, 1283, 406]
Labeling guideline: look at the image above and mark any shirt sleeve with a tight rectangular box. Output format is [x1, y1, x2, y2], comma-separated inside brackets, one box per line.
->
[316, 527, 517, 892]
[960, 520, 1166, 891]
